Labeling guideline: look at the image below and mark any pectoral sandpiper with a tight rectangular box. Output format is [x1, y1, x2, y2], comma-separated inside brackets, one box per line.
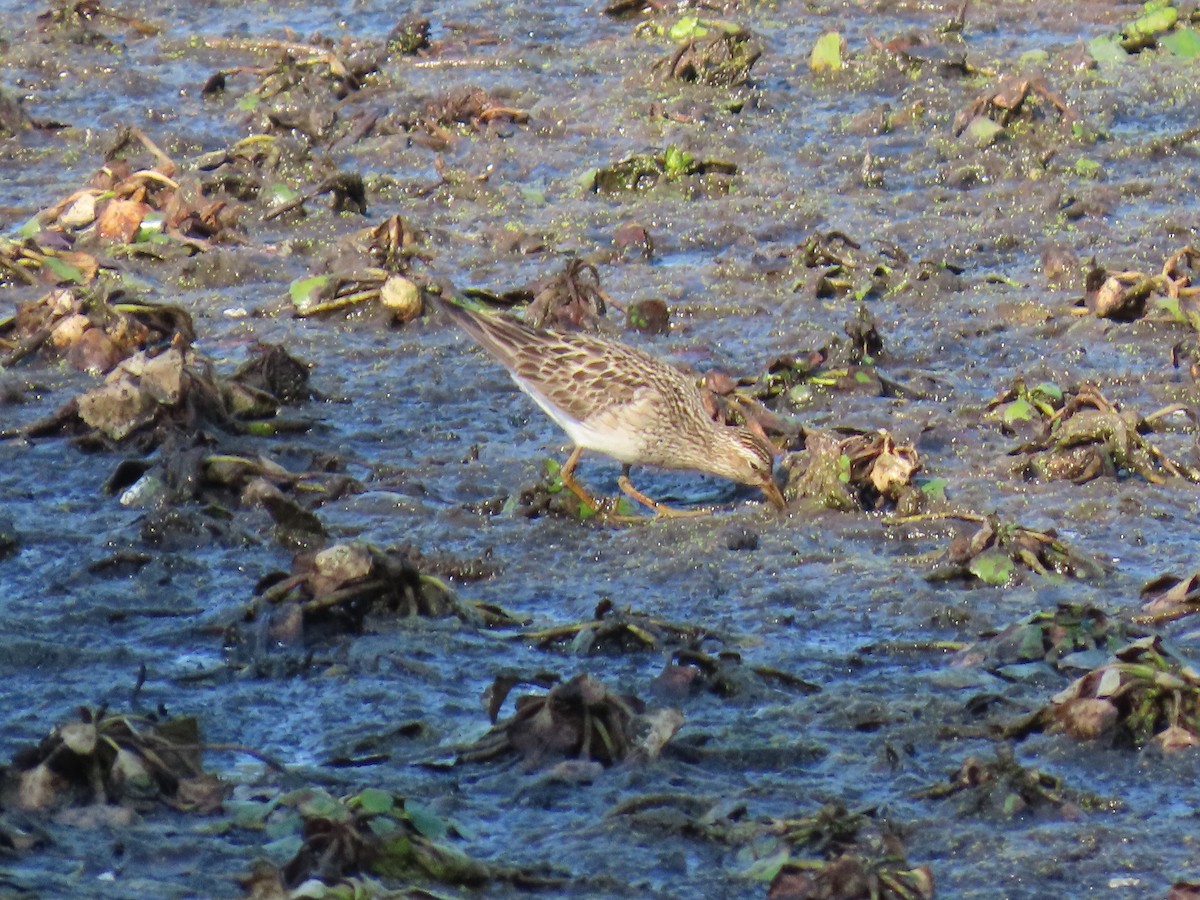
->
[441, 300, 786, 517]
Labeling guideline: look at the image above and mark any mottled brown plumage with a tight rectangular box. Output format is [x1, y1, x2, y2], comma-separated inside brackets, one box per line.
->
[442, 301, 785, 515]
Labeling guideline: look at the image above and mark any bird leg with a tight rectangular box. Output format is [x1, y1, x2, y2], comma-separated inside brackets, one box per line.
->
[558, 451, 708, 521]
[558, 446, 604, 512]
[617, 465, 710, 519]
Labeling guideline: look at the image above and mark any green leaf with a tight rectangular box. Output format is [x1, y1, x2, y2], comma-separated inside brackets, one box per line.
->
[1154, 294, 1188, 325]
[405, 799, 450, 840]
[133, 213, 169, 244]
[236, 93, 261, 111]
[289, 274, 331, 310]
[223, 798, 276, 829]
[963, 116, 1005, 148]
[662, 145, 694, 178]
[1030, 382, 1063, 404]
[1014, 623, 1048, 660]
[42, 255, 85, 284]
[614, 497, 639, 518]
[787, 383, 812, 406]
[262, 834, 305, 862]
[542, 456, 563, 493]
[969, 550, 1015, 586]
[265, 182, 300, 206]
[1074, 157, 1101, 178]
[1002, 792, 1024, 817]
[296, 788, 344, 820]
[810, 32, 842, 72]
[918, 477, 948, 501]
[1126, 4, 1177, 41]
[15, 216, 40, 239]
[1160, 27, 1200, 58]
[740, 845, 792, 881]
[351, 787, 396, 816]
[668, 15, 707, 42]
[1087, 35, 1127, 64]
[836, 453, 851, 484]
[1001, 397, 1034, 424]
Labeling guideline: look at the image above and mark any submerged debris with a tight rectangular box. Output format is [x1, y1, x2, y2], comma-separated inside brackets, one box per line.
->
[761, 844, 934, 900]
[591, 146, 736, 194]
[956, 603, 1126, 676]
[749, 311, 899, 412]
[925, 514, 1106, 585]
[241, 541, 520, 647]
[952, 75, 1074, 143]
[457, 673, 683, 768]
[0, 234, 100, 289]
[1136, 571, 1200, 625]
[1, 707, 225, 816]
[235, 786, 563, 894]
[781, 428, 922, 513]
[787, 231, 936, 307]
[289, 215, 432, 319]
[105, 440, 358, 547]
[1082, 245, 1198, 323]
[230, 342, 312, 403]
[985, 377, 1064, 440]
[869, 29, 969, 75]
[657, 25, 762, 87]
[1009, 383, 1200, 484]
[29, 127, 240, 254]
[24, 344, 303, 450]
[1010, 635, 1200, 749]
[741, 805, 932, 900]
[521, 598, 715, 655]
[652, 647, 822, 700]
[507, 456, 634, 521]
[386, 15, 431, 55]
[0, 286, 193, 372]
[915, 747, 1105, 819]
[523, 258, 612, 330]
[422, 86, 528, 132]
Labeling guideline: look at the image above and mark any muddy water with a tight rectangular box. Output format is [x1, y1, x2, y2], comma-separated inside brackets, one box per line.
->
[3, 0, 1200, 897]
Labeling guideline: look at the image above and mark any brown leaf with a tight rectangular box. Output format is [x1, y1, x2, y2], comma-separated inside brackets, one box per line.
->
[49, 313, 91, 350]
[1153, 725, 1200, 753]
[632, 708, 684, 761]
[96, 198, 150, 243]
[17, 763, 67, 812]
[172, 774, 227, 813]
[313, 543, 373, 584]
[58, 722, 97, 755]
[138, 348, 186, 404]
[1055, 697, 1118, 740]
[77, 378, 156, 441]
[54, 804, 138, 829]
[66, 328, 121, 374]
[869, 439, 920, 496]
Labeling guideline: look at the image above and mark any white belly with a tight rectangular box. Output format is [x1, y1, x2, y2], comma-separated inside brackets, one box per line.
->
[516, 377, 647, 464]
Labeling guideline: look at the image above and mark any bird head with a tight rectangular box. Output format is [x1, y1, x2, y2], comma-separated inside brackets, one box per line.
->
[714, 428, 787, 510]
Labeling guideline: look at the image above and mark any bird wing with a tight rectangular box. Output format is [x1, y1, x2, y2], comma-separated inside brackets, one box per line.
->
[443, 302, 654, 424]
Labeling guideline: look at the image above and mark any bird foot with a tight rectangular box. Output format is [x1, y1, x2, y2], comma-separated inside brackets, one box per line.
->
[615, 475, 711, 520]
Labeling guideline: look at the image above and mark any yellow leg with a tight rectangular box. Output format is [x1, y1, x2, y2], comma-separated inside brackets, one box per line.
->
[558, 446, 604, 512]
[617, 466, 709, 519]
